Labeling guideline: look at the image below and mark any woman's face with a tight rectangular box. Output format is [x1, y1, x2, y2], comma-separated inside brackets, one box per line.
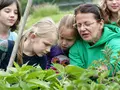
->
[58, 27, 76, 50]
[106, 0, 120, 13]
[0, 2, 18, 27]
[75, 12, 104, 43]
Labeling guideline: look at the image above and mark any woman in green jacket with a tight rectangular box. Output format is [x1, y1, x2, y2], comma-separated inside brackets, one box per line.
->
[69, 4, 120, 74]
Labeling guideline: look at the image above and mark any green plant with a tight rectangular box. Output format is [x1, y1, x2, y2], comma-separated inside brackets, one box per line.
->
[1, 47, 120, 89]
[0, 62, 120, 89]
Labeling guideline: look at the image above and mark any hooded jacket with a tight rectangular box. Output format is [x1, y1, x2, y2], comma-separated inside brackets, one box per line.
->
[69, 24, 120, 74]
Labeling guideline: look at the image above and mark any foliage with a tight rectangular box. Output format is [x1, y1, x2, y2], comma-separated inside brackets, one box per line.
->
[25, 4, 72, 29]
[1, 49, 120, 90]
[1, 46, 120, 89]
[0, 64, 119, 90]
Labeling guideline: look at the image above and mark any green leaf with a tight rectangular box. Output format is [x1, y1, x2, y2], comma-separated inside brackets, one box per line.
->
[7, 67, 18, 74]
[65, 65, 85, 74]
[25, 70, 46, 80]
[13, 62, 20, 70]
[0, 70, 10, 77]
[108, 83, 120, 90]
[6, 87, 21, 90]
[27, 79, 50, 89]
[97, 71, 109, 84]
[45, 73, 59, 81]
[53, 64, 65, 73]
[19, 80, 31, 90]
[5, 75, 19, 84]
[65, 85, 75, 90]
[77, 83, 90, 90]
[65, 65, 85, 79]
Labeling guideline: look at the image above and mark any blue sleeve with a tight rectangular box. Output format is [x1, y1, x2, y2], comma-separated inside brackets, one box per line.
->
[9, 32, 18, 41]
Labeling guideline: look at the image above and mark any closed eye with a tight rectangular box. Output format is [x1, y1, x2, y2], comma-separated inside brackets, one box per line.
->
[4, 9, 10, 13]
[14, 10, 18, 14]
[44, 42, 51, 47]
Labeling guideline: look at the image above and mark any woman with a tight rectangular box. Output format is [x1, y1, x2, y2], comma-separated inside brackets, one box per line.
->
[69, 4, 120, 75]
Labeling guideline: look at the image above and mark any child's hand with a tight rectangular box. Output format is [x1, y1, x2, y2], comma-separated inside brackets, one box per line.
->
[51, 55, 69, 66]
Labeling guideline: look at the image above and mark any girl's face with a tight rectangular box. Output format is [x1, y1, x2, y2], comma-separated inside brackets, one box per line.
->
[32, 36, 55, 56]
[58, 27, 76, 50]
[75, 13, 104, 43]
[0, 2, 18, 27]
[106, 0, 120, 13]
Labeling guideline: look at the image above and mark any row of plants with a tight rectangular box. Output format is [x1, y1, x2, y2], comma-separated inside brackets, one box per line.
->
[0, 47, 120, 90]
[0, 63, 120, 90]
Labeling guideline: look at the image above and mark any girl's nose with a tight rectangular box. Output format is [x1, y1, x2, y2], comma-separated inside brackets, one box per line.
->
[113, 0, 117, 3]
[62, 40, 67, 45]
[10, 12, 15, 18]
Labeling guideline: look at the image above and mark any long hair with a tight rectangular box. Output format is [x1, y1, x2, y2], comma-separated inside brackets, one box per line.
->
[58, 14, 79, 39]
[17, 17, 58, 64]
[99, 0, 120, 26]
[58, 14, 76, 30]
[0, 0, 21, 31]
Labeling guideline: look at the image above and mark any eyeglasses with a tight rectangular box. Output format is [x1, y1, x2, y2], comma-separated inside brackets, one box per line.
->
[73, 21, 96, 29]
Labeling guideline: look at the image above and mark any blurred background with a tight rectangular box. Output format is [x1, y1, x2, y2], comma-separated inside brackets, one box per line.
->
[19, 0, 99, 29]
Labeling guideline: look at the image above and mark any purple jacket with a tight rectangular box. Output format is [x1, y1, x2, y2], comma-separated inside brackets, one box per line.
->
[47, 45, 69, 68]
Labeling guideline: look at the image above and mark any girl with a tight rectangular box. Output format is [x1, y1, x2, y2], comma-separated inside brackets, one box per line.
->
[47, 14, 78, 68]
[99, 0, 120, 26]
[0, 17, 58, 70]
[0, 0, 21, 41]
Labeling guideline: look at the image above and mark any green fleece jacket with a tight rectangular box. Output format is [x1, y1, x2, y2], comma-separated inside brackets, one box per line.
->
[69, 24, 120, 74]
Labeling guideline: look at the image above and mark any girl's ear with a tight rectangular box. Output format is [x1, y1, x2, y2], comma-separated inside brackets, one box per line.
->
[29, 32, 36, 39]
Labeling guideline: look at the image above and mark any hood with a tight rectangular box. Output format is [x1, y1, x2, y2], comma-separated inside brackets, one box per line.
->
[91, 24, 120, 47]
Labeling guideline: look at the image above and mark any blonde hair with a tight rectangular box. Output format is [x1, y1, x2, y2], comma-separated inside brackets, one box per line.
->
[17, 17, 58, 64]
[99, 0, 120, 26]
[58, 14, 75, 30]
[58, 14, 78, 38]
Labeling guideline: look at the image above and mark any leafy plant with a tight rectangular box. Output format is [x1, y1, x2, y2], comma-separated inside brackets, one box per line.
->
[1, 46, 120, 89]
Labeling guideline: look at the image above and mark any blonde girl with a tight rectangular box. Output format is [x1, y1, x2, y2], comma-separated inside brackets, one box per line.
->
[0, 17, 58, 70]
[99, 0, 120, 26]
[47, 14, 78, 67]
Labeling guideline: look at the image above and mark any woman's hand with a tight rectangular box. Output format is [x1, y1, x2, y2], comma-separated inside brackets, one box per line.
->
[98, 65, 108, 72]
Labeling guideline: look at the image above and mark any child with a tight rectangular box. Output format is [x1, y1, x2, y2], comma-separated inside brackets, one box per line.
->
[0, 17, 58, 70]
[99, 0, 120, 26]
[0, 0, 21, 41]
[47, 14, 78, 68]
